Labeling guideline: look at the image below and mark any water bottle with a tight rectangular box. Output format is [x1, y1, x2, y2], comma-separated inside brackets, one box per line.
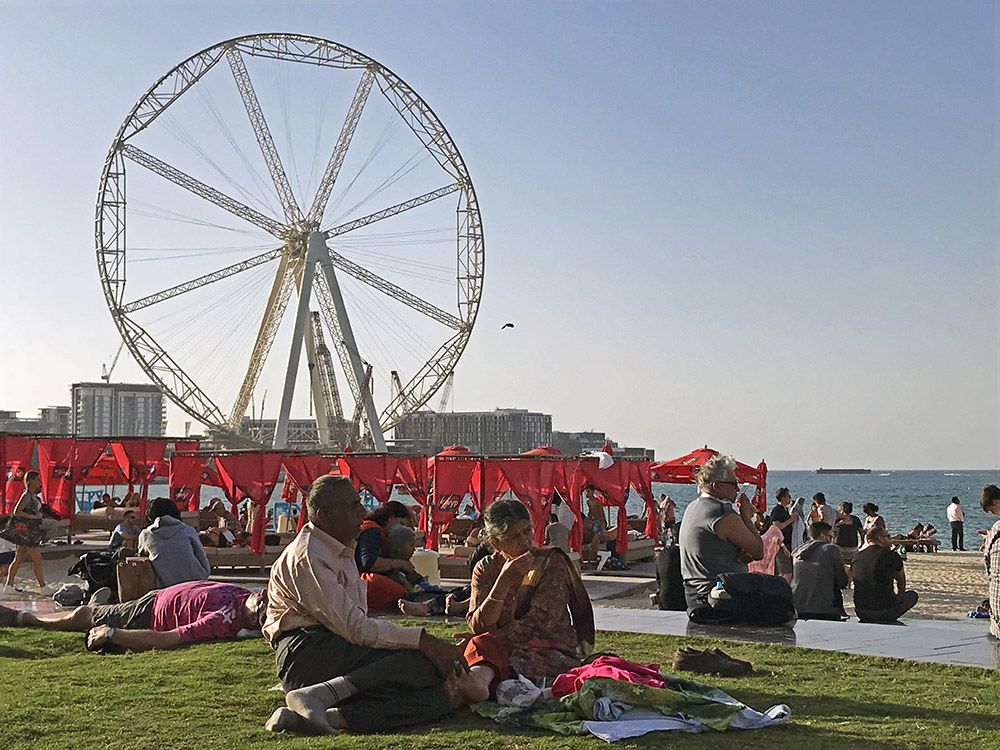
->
[709, 580, 730, 605]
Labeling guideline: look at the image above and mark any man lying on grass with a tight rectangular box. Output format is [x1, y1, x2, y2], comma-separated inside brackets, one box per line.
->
[0, 579, 266, 652]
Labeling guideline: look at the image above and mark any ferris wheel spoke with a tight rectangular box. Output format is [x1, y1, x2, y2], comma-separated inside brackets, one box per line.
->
[324, 247, 463, 330]
[227, 251, 300, 428]
[121, 144, 285, 236]
[118, 315, 227, 426]
[121, 248, 283, 313]
[225, 48, 302, 224]
[307, 68, 376, 225]
[323, 183, 461, 239]
[381, 332, 465, 429]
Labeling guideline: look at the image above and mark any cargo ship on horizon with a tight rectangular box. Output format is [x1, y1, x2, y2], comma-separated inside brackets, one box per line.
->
[815, 468, 872, 475]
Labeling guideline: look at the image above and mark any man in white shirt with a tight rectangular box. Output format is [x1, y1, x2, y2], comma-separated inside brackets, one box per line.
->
[263, 474, 472, 735]
[946, 496, 966, 551]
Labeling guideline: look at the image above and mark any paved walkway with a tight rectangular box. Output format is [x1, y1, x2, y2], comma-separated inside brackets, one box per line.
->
[594, 607, 999, 670]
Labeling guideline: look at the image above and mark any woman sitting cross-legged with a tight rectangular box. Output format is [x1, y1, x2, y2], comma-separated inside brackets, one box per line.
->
[458, 498, 594, 702]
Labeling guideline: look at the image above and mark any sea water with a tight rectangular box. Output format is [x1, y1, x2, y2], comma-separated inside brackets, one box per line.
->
[648, 469, 1000, 538]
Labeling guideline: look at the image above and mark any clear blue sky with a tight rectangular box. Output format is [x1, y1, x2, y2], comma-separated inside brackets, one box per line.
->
[0, 1, 996, 469]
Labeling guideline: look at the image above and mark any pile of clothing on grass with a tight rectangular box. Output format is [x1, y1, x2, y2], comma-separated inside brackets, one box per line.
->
[472, 655, 790, 742]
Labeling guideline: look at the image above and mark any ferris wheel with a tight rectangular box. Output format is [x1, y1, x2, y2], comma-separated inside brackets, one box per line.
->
[95, 33, 484, 450]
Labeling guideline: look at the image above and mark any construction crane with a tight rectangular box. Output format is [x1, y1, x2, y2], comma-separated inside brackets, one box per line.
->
[306, 312, 345, 448]
[101, 341, 125, 382]
[437, 372, 454, 412]
[351, 363, 374, 448]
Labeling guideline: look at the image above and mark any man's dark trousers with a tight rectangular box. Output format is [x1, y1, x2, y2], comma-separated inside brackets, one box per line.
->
[274, 626, 453, 731]
[950, 521, 964, 551]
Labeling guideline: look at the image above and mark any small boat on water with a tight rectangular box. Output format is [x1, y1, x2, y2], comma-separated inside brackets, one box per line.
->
[816, 468, 871, 475]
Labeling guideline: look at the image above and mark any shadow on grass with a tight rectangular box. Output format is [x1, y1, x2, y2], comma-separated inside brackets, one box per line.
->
[734, 689, 998, 734]
[0, 645, 37, 659]
[372, 707, 916, 750]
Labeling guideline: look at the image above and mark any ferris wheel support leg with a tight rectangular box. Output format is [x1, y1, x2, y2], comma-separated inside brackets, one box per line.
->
[274, 239, 321, 450]
[302, 319, 331, 446]
[314, 234, 387, 452]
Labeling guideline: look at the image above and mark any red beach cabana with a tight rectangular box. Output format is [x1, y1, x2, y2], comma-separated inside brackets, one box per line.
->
[649, 446, 768, 511]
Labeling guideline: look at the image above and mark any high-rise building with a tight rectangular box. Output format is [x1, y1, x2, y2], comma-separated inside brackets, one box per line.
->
[394, 408, 552, 455]
[71, 382, 166, 437]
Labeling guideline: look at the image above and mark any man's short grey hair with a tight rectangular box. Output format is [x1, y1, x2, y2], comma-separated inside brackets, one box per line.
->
[385, 524, 415, 559]
[482, 498, 530, 539]
[696, 454, 737, 490]
[306, 474, 356, 520]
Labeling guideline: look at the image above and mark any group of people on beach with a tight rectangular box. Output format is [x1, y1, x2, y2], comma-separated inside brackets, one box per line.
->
[672, 455, 1000, 632]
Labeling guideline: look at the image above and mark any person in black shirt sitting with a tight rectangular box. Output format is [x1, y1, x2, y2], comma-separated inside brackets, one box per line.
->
[851, 526, 918, 623]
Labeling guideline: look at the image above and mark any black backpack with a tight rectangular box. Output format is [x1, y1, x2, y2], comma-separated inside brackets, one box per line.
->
[68, 551, 120, 603]
[690, 572, 796, 626]
[654, 546, 687, 611]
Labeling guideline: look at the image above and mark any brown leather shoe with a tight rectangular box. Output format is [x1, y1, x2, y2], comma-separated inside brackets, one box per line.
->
[710, 647, 753, 673]
[672, 648, 748, 677]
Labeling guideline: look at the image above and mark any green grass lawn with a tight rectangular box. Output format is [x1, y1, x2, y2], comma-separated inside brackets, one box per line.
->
[1, 622, 996, 750]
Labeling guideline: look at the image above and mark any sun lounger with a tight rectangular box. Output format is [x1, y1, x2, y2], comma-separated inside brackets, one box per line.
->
[892, 537, 940, 553]
[624, 537, 656, 562]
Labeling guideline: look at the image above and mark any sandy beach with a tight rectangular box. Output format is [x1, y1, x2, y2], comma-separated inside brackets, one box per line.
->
[596, 549, 990, 621]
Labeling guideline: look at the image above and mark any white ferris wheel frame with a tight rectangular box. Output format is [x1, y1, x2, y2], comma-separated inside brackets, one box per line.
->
[95, 33, 484, 449]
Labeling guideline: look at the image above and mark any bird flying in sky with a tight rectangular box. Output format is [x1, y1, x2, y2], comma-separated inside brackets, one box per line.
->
[501, 322, 514, 330]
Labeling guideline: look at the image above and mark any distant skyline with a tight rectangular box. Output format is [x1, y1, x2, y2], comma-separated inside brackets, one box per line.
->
[0, 2, 996, 470]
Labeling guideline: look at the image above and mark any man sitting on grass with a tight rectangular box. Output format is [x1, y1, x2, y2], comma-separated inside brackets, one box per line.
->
[0, 580, 266, 652]
[263, 474, 480, 737]
[852, 526, 919, 623]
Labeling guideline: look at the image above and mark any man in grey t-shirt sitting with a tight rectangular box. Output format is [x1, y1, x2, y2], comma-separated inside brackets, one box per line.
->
[678, 455, 764, 611]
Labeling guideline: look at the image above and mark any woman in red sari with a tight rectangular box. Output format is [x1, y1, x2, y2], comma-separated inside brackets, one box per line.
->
[461, 498, 594, 701]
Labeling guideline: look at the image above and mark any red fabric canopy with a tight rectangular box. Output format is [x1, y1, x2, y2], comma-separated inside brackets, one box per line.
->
[498, 457, 557, 545]
[553, 460, 584, 552]
[470, 460, 508, 513]
[628, 460, 658, 540]
[281, 454, 338, 531]
[649, 446, 768, 511]
[427, 448, 477, 550]
[111, 439, 169, 517]
[169, 454, 210, 511]
[2, 435, 35, 513]
[78, 452, 128, 486]
[338, 454, 399, 505]
[570, 458, 632, 553]
[36, 438, 107, 518]
[394, 457, 429, 531]
[214, 452, 284, 554]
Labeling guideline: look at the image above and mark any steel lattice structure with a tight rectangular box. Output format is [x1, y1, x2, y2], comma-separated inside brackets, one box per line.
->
[95, 33, 484, 448]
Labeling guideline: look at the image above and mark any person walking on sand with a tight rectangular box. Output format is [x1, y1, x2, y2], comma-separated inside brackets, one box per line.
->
[947, 497, 965, 551]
